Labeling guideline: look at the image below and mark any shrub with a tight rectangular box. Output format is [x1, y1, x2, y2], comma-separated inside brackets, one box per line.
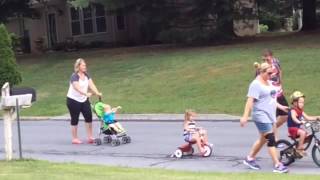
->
[259, 18, 282, 31]
[259, 24, 269, 33]
[0, 24, 22, 87]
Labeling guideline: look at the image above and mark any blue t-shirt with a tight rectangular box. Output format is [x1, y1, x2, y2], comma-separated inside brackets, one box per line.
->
[248, 79, 277, 123]
[103, 112, 115, 124]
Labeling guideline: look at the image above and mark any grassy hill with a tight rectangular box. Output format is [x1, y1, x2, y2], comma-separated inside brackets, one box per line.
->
[16, 32, 320, 116]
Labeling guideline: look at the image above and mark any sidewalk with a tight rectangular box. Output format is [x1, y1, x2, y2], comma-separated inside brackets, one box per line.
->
[4, 114, 241, 122]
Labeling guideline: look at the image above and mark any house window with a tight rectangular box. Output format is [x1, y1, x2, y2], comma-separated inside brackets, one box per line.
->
[96, 4, 106, 32]
[83, 6, 93, 34]
[70, 4, 107, 36]
[71, 8, 81, 35]
[116, 10, 125, 30]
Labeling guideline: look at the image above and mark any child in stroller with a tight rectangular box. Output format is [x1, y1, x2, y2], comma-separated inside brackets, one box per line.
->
[92, 100, 131, 146]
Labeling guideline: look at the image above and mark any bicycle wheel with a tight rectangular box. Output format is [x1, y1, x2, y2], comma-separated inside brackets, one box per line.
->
[276, 139, 295, 166]
[312, 144, 320, 167]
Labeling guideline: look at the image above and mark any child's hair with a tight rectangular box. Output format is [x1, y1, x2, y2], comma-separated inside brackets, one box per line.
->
[262, 49, 273, 57]
[184, 109, 196, 121]
[253, 62, 270, 73]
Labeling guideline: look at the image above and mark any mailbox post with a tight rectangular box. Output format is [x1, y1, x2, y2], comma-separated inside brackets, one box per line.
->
[1, 82, 33, 160]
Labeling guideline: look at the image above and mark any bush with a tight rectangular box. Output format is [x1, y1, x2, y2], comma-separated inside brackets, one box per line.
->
[0, 24, 22, 87]
[157, 28, 228, 44]
[259, 24, 269, 33]
[259, 18, 282, 31]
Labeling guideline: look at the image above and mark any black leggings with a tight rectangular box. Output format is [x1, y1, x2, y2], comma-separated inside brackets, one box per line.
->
[66, 97, 92, 126]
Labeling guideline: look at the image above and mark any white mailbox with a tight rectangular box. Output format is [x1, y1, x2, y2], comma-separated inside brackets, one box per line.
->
[1, 82, 34, 160]
[1, 94, 32, 109]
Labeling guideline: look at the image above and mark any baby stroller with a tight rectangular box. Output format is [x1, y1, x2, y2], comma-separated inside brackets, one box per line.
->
[92, 99, 131, 146]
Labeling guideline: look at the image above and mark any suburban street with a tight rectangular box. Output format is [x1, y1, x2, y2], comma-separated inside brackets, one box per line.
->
[0, 120, 319, 174]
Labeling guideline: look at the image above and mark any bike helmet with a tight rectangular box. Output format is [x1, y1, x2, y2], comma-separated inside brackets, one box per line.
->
[290, 91, 305, 102]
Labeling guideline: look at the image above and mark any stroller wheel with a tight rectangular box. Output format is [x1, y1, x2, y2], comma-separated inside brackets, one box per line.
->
[103, 136, 112, 144]
[111, 139, 118, 146]
[121, 136, 128, 144]
[94, 138, 102, 146]
[126, 136, 131, 143]
[174, 149, 183, 158]
[116, 139, 121, 146]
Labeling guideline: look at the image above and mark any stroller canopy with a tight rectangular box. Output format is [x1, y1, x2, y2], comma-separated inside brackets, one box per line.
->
[94, 102, 105, 119]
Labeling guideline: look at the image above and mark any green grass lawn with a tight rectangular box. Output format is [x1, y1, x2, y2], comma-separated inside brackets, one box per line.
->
[15, 32, 320, 116]
[0, 160, 319, 180]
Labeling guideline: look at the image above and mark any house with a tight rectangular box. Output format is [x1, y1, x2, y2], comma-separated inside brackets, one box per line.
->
[5, 0, 141, 53]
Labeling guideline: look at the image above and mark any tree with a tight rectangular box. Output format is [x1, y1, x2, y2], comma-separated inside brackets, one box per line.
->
[0, 0, 33, 23]
[0, 24, 22, 86]
[302, 0, 317, 31]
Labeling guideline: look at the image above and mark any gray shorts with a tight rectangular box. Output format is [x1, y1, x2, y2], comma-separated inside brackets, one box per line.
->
[254, 122, 273, 133]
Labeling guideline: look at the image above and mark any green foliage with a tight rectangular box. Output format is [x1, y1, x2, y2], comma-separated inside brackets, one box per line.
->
[0, 24, 22, 86]
[0, 0, 33, 23]
[259, 24, 269, 33]
[9, 32, 21, 51]
[68, 0, 89, 9]
[69, 0, 235, 44]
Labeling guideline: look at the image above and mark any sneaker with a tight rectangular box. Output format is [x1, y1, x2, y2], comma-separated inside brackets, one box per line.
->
[273, 163, 289, 173]
[243, 158, 261, 170]
[72, 139, 83, 144]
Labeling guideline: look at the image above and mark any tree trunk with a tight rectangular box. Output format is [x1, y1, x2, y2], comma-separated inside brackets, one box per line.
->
[216, 0, 235, 36]
[302, 0, 317, 31]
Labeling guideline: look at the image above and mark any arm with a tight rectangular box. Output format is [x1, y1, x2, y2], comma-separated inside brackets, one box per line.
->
[277, 102, 288, 113]
[302, 112, 320, 121]
[111, 106, 122, 113]
[291, 110, 304, 124]
[88, 79, 102, 96]
[72, 81, 91, 97]
[278, 67, 282, 85]
[240, 97, 254, 127]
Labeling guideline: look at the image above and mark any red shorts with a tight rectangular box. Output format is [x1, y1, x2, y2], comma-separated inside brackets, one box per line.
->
[288, 127, 306, 138]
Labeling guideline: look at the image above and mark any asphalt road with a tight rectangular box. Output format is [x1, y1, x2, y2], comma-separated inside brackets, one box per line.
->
[0, 120, 319, 174]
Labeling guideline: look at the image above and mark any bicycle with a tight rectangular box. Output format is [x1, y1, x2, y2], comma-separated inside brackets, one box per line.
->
[276, 119, 320, 167]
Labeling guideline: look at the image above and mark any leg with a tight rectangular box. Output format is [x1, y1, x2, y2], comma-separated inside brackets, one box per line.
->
[199, 129, 209, 145]
[297, 129, 307, 152]
[265, 132, 289, 173]
[82, 99, 93, 141]
[275, 95, 289, 141]
[191, 133, 205, 154]
[264, 132, 281, 166]
[115, 122, 125, 132]
[248, 133, 267, 159]
[109, 124, 121, 133]
[67, 98, 82, 143]
[274, 115, 288, 141]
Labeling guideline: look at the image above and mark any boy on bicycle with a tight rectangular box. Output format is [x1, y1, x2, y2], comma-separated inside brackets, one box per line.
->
[287, 91, 320, 156]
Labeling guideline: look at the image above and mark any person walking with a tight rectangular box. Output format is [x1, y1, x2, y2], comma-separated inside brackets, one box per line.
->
[261, 49, 289, 138]
[66, 58, 102, 144]
[241, 62, 289, 173]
